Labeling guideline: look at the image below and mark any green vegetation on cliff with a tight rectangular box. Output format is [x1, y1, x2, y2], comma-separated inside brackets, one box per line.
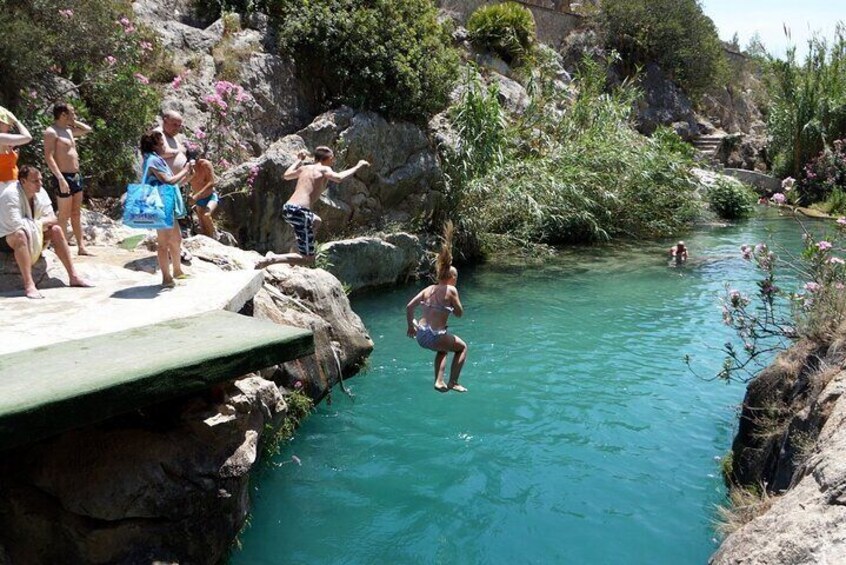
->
[444, 54, 701, 255]
[765, 24, 846, 181]
[598, 0, 726, 97]
[273, 0, 459, 121]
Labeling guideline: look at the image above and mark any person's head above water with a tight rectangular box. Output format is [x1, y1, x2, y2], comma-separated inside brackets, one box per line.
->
[436, 221, 457, 283]
[677, 241, 686, 249]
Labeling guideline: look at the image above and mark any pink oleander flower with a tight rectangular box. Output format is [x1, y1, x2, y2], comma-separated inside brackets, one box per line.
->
[740, 244, 753, 260]
[755, 243, 767, 254]
[117, 17, 135, 34]
[294, 380, 303, 389]
[219, 159, 231, 169]
[772, 193, 786, 204]
[140, 41, 153, 52]
[171, 75, 183, 89]
[817, 241, 833, 251]
[58, 9, 74, 18]
[781, 177, 795, 191]
[133, 73, 149, 85]
[829, 257, 845, 265]
[837, 217, 846, 227]
[804, 282, 821, 293]
[194, 129, 206, 140]
[105, 55, 117, 66]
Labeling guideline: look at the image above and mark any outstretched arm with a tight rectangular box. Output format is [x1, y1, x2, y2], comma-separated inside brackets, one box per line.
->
[406, 289, 425, 337]
[325, 160, 369, 183]
[283, 150, 309, 180]
[0, 116, 32, 147]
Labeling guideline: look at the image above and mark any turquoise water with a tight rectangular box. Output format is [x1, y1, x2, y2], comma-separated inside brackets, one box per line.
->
[233, 211, 810, 565]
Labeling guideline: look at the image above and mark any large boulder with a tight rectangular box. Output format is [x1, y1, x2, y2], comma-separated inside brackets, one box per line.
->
[716, 133, 769, 172]
[218, 107, 445, 251]
[0, 374, 290, 564]
[253, 266, 374, 399]
[634, 63, 699, 138]
[322, 233, 424, 293]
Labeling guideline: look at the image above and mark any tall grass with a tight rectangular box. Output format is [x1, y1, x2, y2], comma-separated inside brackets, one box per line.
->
[767, 23, 846, 178]
[444, 54, 700, 254]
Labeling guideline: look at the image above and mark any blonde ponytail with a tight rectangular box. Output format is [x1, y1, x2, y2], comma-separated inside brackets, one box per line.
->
[435, 221, 455, 281]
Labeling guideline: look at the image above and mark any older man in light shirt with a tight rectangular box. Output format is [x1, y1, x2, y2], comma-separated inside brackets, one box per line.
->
[0, 165, 92, 299]
[154, 110, 194, 261]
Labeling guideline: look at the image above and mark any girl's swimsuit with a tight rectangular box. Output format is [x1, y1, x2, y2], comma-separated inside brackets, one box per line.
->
[416, 324, 448, 350]
[416, 297, 454, 350]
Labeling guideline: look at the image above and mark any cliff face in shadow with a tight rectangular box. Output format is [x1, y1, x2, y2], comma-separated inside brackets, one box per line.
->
[711, 336, 846, 564]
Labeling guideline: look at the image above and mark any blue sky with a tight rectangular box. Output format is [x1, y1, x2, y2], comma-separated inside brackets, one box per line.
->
[700, 0, 843, 57]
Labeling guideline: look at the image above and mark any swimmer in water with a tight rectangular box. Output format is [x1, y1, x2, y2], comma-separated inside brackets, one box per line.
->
[669, 241, 688, 263]
[406, 221, 468, 393]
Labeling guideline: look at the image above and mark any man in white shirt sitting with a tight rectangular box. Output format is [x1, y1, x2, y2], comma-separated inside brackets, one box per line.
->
[0, 165, 92, 299]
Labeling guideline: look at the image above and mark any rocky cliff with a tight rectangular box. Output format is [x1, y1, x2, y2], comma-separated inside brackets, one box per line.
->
[0, 233, 373, 564]
[711, 337, 846, 563]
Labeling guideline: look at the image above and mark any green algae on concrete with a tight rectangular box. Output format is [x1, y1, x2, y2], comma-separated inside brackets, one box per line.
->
[0, 310, 313, 451]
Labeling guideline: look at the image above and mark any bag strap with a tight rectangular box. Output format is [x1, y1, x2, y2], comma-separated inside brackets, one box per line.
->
[140, 155, 157, 185]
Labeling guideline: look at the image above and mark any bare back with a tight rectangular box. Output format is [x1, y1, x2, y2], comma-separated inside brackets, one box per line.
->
[287, 164, 330, 208]
[419, 284, 455, 331]
[44, 124, 79, 173]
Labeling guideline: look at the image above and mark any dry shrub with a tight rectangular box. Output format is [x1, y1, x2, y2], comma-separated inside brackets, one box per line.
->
[715, 485, 777, 537]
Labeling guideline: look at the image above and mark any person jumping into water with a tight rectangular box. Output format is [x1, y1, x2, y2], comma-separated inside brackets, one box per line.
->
[256, 146, 369, 268]
[406, 221, 469, 393]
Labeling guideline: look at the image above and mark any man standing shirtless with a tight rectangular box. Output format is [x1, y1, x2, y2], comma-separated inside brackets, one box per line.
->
[257, 146, 369, 268]
[44, 102, 92, 256]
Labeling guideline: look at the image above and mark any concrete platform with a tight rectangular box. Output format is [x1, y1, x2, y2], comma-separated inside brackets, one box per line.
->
[0, 310, 313, 451]
[0, 269, 264, 355]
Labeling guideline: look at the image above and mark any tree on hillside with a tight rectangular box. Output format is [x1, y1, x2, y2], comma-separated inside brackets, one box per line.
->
[599, 0, 726, 97]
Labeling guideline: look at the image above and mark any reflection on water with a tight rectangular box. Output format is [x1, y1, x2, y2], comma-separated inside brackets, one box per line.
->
[233, 209, 817, 565]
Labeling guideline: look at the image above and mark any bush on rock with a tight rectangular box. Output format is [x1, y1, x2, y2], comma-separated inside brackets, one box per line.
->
[467, 2, 536, 65]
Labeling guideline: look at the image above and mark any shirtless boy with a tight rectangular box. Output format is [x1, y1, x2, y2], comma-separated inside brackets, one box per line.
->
[44, 103, 92, 255]
[257, 146, 369, 267]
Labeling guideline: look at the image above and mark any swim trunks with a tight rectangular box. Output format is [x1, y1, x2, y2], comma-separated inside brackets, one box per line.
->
[195, 192, 219, 208]
[416, 324, 448, 351]
[282, 203, 317, 256]
[53, 172, 83, 199]
[0, 236, 12, 253]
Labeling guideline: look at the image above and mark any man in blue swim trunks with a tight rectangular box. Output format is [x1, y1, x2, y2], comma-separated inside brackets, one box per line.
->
[44, 102, 92, 256]
[256, 146, 369, 268]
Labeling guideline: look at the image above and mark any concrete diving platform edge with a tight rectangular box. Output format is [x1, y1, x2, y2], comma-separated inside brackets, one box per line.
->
[0, 310, 314, 451]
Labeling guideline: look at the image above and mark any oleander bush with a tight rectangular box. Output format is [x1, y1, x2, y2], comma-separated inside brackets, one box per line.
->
[0, 0, 163, 196]
[467, 2, 536, 65]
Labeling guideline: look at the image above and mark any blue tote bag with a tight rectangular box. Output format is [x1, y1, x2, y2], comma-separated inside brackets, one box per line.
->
[123, 159, 178, 229]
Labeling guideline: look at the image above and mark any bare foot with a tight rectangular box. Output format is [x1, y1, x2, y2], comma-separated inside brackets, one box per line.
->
[255, 252, 280, 270]
[25, 287, 45, 299]
[69, 277, 95, 288]
[161, 279, 176, 289]
[78, 248, 95, 257]
[434, 382, 448, 393]
[448, 383, 468, 393]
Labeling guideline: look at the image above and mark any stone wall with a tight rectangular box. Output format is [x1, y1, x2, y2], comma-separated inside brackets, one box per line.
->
[439, 0, 583, 48]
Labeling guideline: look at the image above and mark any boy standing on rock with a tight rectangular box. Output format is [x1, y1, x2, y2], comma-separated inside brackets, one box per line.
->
[256, 146, 369, 268]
